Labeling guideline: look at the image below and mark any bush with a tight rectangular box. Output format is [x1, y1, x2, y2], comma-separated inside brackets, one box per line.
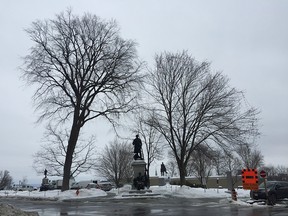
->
[0, 170, 13, 190]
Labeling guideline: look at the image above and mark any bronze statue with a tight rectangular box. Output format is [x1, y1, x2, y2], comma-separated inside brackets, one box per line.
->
[132, 134, 143, 160]
[44, 169, 48, 178]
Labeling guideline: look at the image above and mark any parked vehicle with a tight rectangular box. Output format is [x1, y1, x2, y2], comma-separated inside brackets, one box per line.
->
[70, 180, 99, 189]
[250, 181, 288, 205]
[86, 183, 99, 189]
[48, 178, 75, 190]
[50, 180, 64, 190]
[70, 180, 113, 191]
[12, 184, 35, 191]
[97, 181, 113, 191]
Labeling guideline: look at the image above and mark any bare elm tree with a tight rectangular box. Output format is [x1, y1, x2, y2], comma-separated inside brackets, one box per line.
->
[21, 10, 143, 191]
[147, 51, 260, 186]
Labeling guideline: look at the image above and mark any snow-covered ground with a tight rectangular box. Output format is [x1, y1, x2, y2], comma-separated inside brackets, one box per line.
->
[0, 188, 107, 201]
[0, 184, 248, 201]
[0, 184, 286, 207]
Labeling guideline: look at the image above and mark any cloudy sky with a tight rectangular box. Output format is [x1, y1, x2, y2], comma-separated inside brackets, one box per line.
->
[0, 0, 287, 184]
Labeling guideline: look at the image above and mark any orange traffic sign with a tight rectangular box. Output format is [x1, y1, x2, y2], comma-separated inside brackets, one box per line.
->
[242, 168, 259, 190]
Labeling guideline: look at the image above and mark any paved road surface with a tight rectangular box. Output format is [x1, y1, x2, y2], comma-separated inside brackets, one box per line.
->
[1, 196, 288, 216]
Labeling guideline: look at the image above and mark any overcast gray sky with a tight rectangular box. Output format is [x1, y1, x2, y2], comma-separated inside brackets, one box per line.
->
[0, 0, 287, 184]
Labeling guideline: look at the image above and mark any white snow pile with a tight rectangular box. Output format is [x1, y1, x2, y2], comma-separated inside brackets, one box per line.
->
[152, 185, 249, 198]
[114, 184, 250, 199]
[0, 184, 250, 201]
[0, 188, 107, 201]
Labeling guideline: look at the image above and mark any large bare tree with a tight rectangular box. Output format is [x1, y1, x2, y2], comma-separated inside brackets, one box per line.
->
[95, 140, 133, 187]
[33, 125, 97, 178]
[147, 51, 259, 186]
[22, 10, 142, 191]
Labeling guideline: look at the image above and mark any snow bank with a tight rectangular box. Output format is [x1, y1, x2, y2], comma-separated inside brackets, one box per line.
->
[149, 184, 250, 198]
[109, 184, 251, 200]
[1, 184, 287, 208]
[0, 184, 251, 202]
[0, 188, 107, 201]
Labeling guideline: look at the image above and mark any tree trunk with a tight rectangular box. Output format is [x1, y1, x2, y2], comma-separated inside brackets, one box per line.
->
[147, 163, 150, 188]
[178, 161, 186, 186]
[61, 123, 81, 191]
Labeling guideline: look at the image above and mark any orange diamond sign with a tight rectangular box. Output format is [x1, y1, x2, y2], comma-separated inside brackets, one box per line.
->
[241, 168, 259, 190]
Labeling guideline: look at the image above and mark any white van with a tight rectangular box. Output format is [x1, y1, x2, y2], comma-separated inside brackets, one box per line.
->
[70, 180, 98, 189]
[12, 184, 35, 191]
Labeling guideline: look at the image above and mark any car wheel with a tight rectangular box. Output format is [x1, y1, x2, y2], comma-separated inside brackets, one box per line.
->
[268, 194, 277, 206]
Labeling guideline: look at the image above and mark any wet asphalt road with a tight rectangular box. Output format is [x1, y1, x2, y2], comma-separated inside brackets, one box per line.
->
[1, 196, 288, 216]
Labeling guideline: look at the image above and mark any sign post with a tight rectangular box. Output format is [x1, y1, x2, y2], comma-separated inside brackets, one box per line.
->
[260, 170, 266, 178]
[260, 170, 268, 205]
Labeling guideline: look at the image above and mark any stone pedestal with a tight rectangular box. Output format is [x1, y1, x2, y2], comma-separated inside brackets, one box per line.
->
[131, 159, 147, 190]
[42, 177, 49, 185]
[122, 159, 161, 197]
[129, 159, 151, 195]
[40, 177, 50, 191]
[131, 159, 146, 178]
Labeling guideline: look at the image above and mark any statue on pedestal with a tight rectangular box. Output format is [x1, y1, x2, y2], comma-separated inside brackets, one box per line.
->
[132, 134, 143, 160]
[131, 134, 150, 191]
[160, 162, 167, 176]
[40, 169, 50, 191]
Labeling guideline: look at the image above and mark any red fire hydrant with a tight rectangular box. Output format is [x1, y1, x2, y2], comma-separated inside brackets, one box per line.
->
[232, 189, 237, 201]
[76, 189, 80, 196]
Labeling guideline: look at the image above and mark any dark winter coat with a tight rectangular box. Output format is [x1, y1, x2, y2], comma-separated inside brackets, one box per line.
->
[133, 137, 142, 153]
